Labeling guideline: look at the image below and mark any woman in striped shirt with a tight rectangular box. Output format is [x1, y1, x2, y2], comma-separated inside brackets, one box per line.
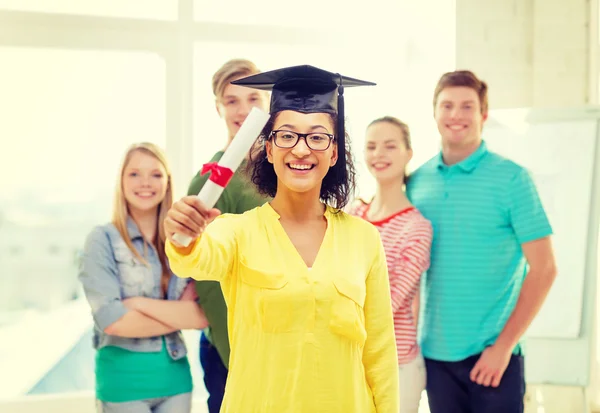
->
[350, 116, 433, 413]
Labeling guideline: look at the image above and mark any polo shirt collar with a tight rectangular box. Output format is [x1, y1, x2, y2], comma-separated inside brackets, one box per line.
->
[436, 140, 488, 173]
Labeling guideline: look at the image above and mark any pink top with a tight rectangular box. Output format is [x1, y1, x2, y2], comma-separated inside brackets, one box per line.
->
[349, 200, 432, 364]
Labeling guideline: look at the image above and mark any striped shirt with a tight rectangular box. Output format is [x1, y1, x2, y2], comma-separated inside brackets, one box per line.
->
[350, 201, 433, 364]
[406, 140, 553, 361]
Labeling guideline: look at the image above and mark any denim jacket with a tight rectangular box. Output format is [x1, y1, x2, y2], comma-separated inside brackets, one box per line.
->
[78, 218, 190, 361]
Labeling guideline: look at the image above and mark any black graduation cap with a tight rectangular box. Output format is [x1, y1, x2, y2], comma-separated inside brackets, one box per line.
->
[232, 65, 375, 171]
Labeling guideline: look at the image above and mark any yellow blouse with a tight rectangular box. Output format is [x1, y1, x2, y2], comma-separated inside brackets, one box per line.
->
[166, 203, 399, 413]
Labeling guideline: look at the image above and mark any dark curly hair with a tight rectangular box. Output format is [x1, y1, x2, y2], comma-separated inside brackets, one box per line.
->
[246, 112, 356, 210]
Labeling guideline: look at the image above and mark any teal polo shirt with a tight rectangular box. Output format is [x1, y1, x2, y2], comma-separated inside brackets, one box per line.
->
[407, 141, 552, 361]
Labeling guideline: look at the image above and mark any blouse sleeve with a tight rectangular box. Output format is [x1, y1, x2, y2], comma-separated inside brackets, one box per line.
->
[362, 228, 400, 412]
[166, 214, 239, 282]
[388, 219, 432, 313]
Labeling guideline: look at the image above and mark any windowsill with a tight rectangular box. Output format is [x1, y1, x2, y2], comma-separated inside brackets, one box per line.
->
[0, 298, 92, 399]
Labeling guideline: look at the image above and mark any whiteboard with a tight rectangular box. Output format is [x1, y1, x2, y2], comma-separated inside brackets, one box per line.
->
[482, 107, 600, 387]
[483, 108, 599, 339]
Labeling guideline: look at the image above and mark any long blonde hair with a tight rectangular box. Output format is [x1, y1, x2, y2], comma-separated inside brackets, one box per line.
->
[112, 142, 174, 295]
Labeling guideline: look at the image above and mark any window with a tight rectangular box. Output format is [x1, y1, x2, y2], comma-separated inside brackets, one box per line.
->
[194, 0, 356, 27]
[0, 0, 177, 20]
[0, 47, 165, 399]
[0, 48, 166, 235]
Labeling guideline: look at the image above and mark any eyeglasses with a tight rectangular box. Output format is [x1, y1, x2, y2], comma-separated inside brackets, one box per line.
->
[269, 130, 334, 151]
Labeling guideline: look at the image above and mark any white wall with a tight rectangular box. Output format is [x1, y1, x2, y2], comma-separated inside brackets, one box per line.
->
[455, 0, 591, 108]
[455, 0, 599, 410]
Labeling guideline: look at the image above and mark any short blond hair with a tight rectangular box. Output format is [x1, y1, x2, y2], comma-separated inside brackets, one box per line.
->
[212, 58, 260, 100]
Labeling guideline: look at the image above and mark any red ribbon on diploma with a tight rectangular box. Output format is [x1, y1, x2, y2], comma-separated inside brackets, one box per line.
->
[201, 162, 234, 187]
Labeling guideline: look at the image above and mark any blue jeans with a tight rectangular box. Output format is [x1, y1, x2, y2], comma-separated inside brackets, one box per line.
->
[200, 332, 228, 413]
[425, 352, 526, 413]
[96, 392, 192, 412]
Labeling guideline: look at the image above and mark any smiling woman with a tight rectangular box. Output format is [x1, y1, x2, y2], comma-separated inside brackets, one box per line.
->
[121, 150, 169, 223]
[164, 65, 400, 412]
[78, 142, 208, 412]
[348, 116, 432, 413]
[249, 111, 348, 210]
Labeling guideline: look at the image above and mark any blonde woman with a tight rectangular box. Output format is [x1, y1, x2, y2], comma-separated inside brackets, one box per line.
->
[79, 142, 208, 412]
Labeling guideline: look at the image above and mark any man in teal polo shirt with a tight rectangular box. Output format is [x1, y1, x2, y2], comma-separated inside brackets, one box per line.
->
[407, 70, 557, 413]
[188, 58, 269, 413]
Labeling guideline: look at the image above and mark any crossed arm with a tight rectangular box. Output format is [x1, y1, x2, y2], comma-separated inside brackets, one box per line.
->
[121, 282, 208, 332]
[79, 228, 208, 339]
[99, 281, 208, 338]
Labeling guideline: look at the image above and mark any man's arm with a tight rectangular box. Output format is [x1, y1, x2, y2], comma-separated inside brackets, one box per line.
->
[497, 168, 557, 349]
[470, 168, 556, 387]
[495, 237, 557, 350]
[470, 237, 556, 387]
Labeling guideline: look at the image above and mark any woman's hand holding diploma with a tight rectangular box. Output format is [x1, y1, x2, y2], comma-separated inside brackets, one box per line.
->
[169, 106, 270, 247]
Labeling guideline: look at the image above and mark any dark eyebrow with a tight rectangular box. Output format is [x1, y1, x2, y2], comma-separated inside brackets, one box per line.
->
[276, 124, 331, 133]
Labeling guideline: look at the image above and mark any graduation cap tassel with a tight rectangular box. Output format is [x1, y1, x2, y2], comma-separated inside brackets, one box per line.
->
[336, 73, 346, 176]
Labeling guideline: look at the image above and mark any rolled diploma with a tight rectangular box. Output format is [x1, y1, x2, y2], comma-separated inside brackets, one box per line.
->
[172, 106, 270, 247]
